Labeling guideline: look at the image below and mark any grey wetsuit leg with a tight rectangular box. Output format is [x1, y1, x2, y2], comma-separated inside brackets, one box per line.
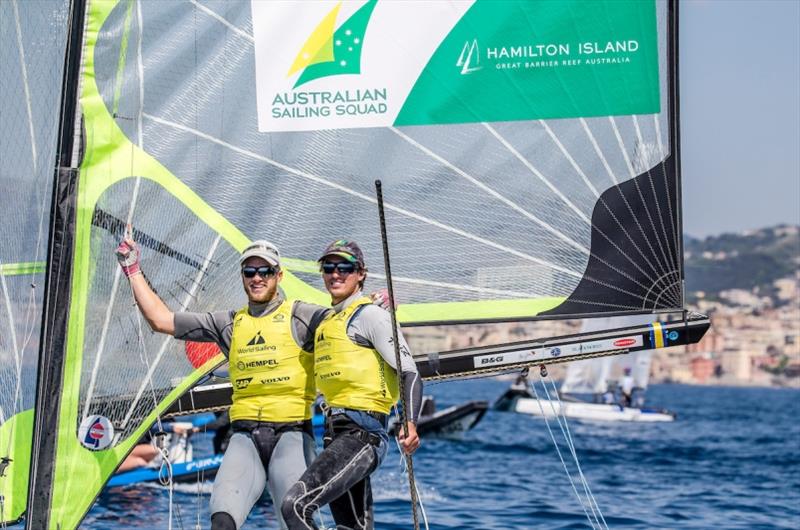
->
[267, 431, 317, 529]
[210, 432, 266, 528]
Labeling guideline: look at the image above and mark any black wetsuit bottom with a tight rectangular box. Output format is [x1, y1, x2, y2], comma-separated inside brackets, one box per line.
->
[211, 511, 236, 530]
[281, 416, 380, 530]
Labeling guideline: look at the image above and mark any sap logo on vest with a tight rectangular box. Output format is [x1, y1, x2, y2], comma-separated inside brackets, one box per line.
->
[261, 376, 290, 384]
[235, 377, 253, 390]
[247, 331, 266, 346]
[272, 313, 285, 322]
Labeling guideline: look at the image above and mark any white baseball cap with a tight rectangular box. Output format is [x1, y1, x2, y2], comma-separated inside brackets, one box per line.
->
[239, 240, 280, 267]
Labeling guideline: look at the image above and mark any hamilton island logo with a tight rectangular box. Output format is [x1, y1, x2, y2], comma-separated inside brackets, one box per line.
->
[247, 332, 266, 346]
[288, 0, 377, 88]
[457, 39, 482, 74]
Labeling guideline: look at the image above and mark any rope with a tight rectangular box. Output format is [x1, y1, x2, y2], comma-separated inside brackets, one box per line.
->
[541, 374, 608, 529]
[375, 180, 421, 530]
[528, 376, 599, 529]
[392, 407, 430, 530]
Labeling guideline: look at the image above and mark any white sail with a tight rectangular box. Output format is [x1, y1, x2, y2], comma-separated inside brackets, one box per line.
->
[561, 315, 657, 395]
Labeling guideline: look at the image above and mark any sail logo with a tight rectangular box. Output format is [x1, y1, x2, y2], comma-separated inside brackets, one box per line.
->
[78, 415, 114, 451]
[457, 40, 482, 74]
[247, 332, 266, 346]
[288, 0, 377, 88]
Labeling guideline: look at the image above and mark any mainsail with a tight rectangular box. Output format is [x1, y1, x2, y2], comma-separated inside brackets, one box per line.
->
[0, 0, 69, 524]
[8, 1, 709, 528]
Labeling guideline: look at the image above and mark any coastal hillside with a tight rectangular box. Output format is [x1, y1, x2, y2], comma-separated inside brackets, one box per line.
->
[684, 225, 800, 305]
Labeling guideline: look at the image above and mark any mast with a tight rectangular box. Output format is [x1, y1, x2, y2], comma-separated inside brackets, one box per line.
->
[26, 0, 87, 527]
[669, 0, 687, 311]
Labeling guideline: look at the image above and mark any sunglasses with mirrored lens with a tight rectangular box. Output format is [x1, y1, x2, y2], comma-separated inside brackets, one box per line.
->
[321, 262, 357, 275]
[241, 266, 277, 278]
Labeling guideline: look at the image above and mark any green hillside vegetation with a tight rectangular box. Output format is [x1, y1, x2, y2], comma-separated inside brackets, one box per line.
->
[684, 225, 799, 304]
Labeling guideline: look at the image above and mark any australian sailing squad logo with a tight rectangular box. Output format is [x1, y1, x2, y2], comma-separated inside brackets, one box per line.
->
[78, 415, 115, 451]
[270, 0, 387, 121]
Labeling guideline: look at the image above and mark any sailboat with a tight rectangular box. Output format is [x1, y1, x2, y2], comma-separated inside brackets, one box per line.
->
[494, 314, 676, 422]
[2, 1, 708, 528]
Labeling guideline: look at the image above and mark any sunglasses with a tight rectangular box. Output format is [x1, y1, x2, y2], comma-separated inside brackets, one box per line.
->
[321, 262, 357, 275]
[241, 266, 277, 278]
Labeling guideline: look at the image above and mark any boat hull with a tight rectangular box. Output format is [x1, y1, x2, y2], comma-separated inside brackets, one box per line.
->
[513, 398, 675, 422]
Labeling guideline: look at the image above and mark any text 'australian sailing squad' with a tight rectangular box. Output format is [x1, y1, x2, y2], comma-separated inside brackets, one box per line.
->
[271, 89, 387, 119]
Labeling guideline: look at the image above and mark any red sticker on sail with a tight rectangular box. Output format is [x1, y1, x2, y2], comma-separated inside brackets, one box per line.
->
[613, 338, 637, 348]
[185, 341, 221, 368]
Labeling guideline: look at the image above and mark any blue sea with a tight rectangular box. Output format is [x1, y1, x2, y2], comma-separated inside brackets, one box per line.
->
[83, 381, 800, 529]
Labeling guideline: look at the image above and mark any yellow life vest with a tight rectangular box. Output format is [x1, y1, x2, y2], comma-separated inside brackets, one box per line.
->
[314, 297, 398, 415]
[228, 300, 314, 422]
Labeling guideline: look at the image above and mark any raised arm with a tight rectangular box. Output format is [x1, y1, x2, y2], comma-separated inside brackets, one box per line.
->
[116, 239, 175, 335]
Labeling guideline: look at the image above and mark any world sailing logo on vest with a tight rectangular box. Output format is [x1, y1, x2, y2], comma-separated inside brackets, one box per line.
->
[78, 415, 115, 450]
[457, 40, 482, 74]
[247, 331, 266, 346]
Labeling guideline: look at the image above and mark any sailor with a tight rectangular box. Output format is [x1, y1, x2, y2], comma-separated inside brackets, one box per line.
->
[116, 238, 389, 530]
[281, 240, 423, 530]
[620, 367, 634, 407]
[601, 383, 616, 405]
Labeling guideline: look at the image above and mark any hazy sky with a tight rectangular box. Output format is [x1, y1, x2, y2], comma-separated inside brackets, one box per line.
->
[680, 0, 800, 237]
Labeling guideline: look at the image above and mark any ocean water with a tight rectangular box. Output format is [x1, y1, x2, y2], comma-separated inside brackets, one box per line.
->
[83, 381, 800, 529]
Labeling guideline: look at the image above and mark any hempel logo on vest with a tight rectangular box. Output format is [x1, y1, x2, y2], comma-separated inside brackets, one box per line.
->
[236, 359, 279, 371]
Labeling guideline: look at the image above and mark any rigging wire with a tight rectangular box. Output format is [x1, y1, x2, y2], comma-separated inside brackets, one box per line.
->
[529, 374, 599, 530]
[391, 416, 431, 530]
[539, 371, 608, 529]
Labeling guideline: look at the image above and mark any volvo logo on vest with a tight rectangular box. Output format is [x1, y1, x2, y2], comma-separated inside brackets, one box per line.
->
[261, 376, 290, 384]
